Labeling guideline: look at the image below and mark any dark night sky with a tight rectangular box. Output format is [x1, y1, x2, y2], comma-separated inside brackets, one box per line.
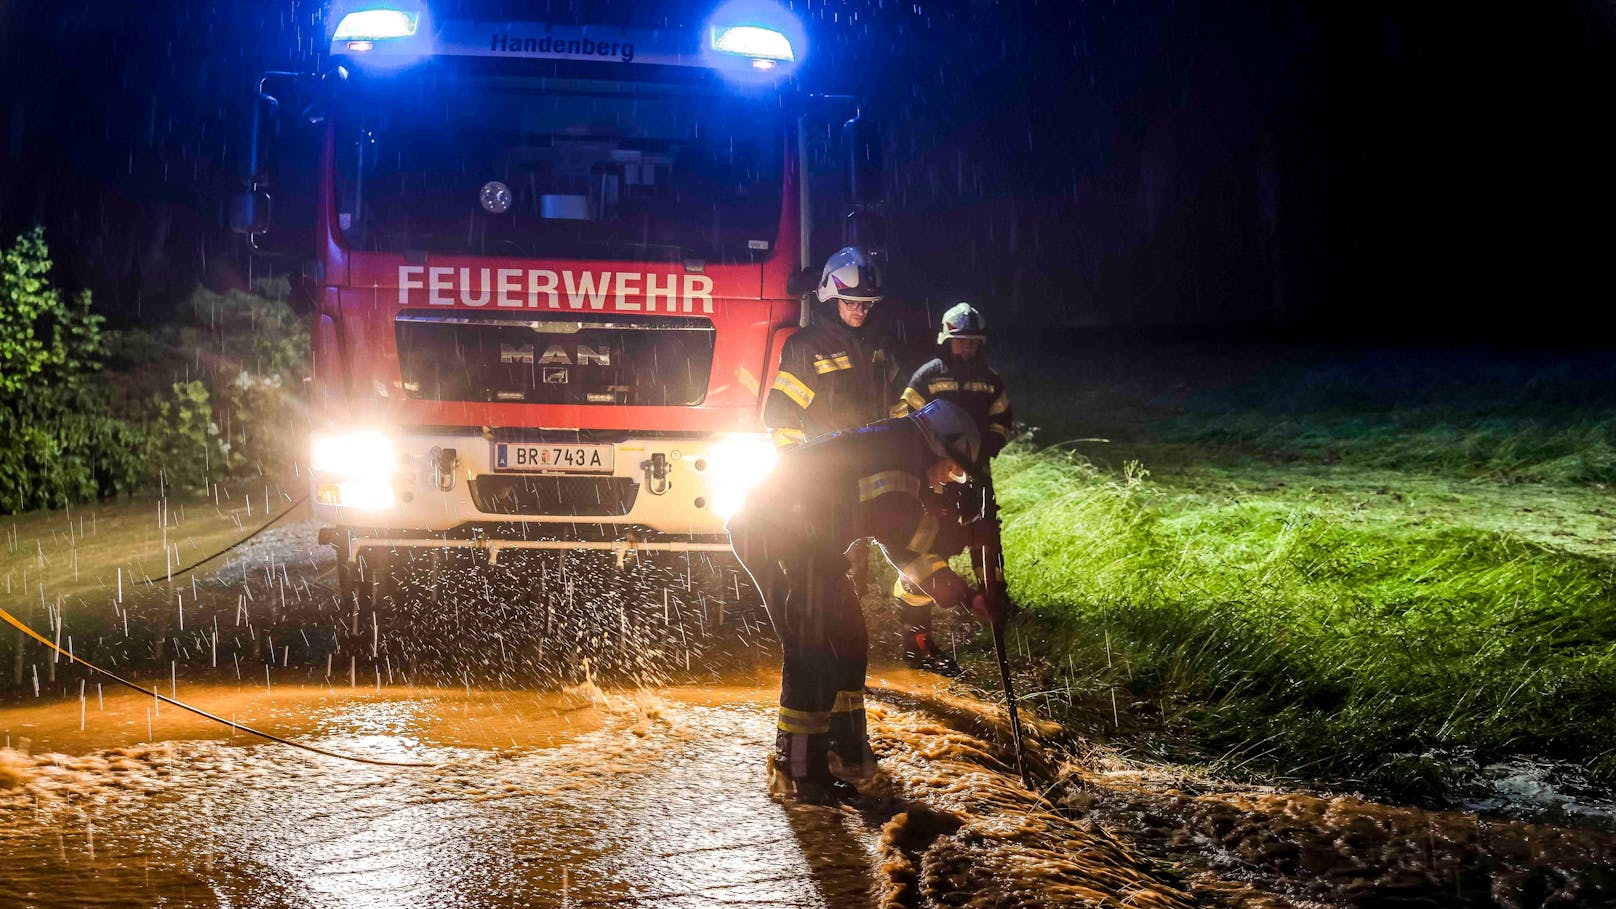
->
[3, 0, 1615, 335]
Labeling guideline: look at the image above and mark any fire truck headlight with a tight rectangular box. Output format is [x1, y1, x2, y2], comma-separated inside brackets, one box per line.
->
[317, 479, 396, 512]
[312, 430, 397, 480]
[708, 435, 778, 520]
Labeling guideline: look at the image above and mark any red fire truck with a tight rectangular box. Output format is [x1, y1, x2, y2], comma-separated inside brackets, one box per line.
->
[233, 2, 880, 604]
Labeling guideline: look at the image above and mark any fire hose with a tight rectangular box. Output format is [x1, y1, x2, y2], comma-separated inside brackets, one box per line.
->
[0, 497, 435, 769]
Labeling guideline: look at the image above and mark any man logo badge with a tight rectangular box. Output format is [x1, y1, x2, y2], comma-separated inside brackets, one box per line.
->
[503, 343, 611, 367]
[500, 343, 535, 365]
[543, 367, 569, 384]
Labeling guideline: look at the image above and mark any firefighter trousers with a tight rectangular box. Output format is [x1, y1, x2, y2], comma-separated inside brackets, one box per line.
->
[730, 519, 869, 781]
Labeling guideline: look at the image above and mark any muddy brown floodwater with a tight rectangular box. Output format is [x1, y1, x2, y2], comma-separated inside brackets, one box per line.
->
[6, 669, 1616, 908]
[7, 518, 1616, 906]
[0, 666, 1199, 909]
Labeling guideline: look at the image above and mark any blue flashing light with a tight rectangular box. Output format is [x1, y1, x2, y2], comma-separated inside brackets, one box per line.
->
[702, 0, 805, 80]
[333, 9, 419, 41]
[711, 25, 794, 63]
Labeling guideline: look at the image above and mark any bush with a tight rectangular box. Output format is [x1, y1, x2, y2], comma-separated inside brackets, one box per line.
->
[109, 279, 309, 490]
[143, 379, 223, 494]
[0, 227, 143, 512]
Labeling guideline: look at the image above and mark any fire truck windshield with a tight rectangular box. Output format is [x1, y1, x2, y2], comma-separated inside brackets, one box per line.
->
[333, 68, 784, 263]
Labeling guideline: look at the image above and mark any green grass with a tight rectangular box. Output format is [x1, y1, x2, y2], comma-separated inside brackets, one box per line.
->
[0, 491, 290, 610]
[989, 343, 1616, 796]
[1160, 349, 1616, 484]
[0, 486, 307, 688]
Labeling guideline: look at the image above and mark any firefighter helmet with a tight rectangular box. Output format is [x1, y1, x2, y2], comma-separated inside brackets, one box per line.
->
[815, 246, 884, 304]
[937, 302, 987, 345]
[909, 400, 982, 472]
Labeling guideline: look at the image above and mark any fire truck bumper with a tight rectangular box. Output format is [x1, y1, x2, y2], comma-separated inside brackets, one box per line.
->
[307, 428, 777, 558]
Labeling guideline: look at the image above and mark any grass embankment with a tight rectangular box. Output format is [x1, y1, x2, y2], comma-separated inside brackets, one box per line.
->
[990, 343, 1616, 795]
[0, 490, 294, 608]
[0, 486, 305, 685]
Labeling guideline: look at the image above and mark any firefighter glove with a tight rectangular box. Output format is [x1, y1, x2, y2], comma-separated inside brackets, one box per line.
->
[966, 589, 1005, 625]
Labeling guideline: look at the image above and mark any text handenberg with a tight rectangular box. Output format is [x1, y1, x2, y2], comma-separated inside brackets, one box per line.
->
[397, 266, 715, 313]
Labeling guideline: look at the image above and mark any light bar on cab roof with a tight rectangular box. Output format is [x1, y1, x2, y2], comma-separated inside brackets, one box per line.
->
[711, 25, 795, 63]
[333, 9, 419, 41]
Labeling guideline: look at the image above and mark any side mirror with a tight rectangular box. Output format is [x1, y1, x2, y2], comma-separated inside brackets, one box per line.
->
[230, 190, 271, 235]
[842, 114, 887, 256]
[231, 70, 327, 258]
[844, 210, 886, 252]
[843, 114, 884, 208]
[786, 266, 819, 297]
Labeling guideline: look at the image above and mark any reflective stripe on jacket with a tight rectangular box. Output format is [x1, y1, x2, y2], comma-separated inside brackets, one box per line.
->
[764, 314, 901, 448]
[892, 354, 1014, 457]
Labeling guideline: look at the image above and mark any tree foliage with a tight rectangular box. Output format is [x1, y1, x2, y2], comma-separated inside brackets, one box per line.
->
[0, 227, 144, 513]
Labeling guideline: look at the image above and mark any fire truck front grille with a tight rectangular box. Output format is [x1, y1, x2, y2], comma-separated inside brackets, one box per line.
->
[470, 475, 640, 517]
[396, 312, 714, 406]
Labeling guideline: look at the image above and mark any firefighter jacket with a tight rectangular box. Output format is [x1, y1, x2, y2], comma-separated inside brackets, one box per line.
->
[763, 312, 902, 449]
[893, 353, 1014, 458]
[729, 418, 974, 609]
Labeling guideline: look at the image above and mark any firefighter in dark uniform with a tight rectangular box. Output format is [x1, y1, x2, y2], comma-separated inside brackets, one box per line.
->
[728, 400, 998, 804]
[763, 246, 903, 599]
[888, 303, 1014, 675]
[763, 246, 901, 449]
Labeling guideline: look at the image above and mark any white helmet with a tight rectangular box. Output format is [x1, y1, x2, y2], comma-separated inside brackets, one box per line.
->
[937, 302, 987, 345]
[815, 246, 884, 304]
[909, 400, 982, 471]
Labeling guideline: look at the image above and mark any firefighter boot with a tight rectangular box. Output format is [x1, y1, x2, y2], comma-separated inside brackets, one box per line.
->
[898, 597, 961, 677]
[903, 628, 961, 677]
[768, 758, 860, 805]
[827, 689, 880, 784]
[769, 725, 859, 805]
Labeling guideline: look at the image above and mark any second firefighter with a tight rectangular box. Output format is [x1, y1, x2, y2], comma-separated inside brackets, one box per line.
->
[889, 302, 1015, 675]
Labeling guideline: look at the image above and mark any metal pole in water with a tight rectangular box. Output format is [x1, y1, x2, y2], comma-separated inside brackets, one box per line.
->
[983, 531, 1032, 790]
[991, 616, 1032, 790]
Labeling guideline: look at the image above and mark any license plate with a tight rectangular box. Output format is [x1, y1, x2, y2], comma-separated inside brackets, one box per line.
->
[493, 442, 615, 473]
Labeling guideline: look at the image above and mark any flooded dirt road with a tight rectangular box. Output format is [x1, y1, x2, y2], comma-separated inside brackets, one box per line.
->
[12, 673, 1614, 909]
[0, 669, 1196, 909]
[3, 516, 1191, 908]
[5, 518, 1616, 907]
